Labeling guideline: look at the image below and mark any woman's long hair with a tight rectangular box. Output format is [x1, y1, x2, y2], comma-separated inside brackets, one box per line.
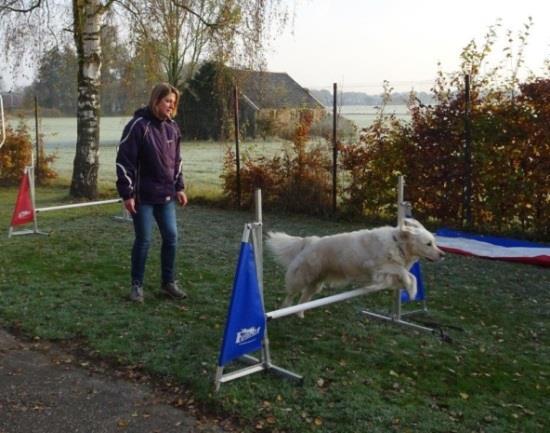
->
[148, 82, 180, 119]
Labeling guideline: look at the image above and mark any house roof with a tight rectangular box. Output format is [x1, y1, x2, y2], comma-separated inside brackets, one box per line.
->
[233, 70, 324, 111]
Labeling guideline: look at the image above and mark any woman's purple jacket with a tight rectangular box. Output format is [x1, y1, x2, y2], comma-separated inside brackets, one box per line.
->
[116, 107, 184, 204]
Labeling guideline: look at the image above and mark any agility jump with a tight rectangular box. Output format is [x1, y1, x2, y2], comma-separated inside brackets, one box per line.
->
[215, 177, 440, 390]
[8, 164, 128, 238]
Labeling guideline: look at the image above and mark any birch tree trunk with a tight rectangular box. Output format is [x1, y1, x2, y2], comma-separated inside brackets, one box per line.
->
[70, 0, 103, 198]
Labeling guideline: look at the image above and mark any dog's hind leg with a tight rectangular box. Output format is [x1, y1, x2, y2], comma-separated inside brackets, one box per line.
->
[281, 291, 297, 308]
[294, 282, 323, 319]
[281, 270, 305, 309]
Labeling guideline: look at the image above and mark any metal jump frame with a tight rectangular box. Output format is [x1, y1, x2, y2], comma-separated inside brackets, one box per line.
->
[215, 176, 436, 390]
[6, 109, 128, 237]
[361, 176, 433, 332]
[215, 190, 304, 389]
[8, 165, 126, 238]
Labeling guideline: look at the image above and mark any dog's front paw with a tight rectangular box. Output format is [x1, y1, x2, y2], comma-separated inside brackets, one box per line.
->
[406, 287, 417, 300]
[405, 273, 417, 300]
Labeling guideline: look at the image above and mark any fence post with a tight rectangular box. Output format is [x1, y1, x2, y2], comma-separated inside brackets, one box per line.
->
[332, 82, 338, 214]
[234, 85, 241, 208]
[463, 74, 473, 228]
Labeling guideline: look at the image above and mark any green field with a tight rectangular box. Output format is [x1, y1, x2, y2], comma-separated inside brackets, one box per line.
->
[0, 184, 548, 433]
[8, 107, 409, 195]
[7, 115, 297, 196]
[43, 139, 294, 197]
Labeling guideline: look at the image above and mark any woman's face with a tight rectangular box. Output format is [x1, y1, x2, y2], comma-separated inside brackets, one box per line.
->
[155, 92, 176, 119]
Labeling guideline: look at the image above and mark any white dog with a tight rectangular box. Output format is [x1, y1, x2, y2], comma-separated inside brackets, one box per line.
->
[266, 219, 444, 317]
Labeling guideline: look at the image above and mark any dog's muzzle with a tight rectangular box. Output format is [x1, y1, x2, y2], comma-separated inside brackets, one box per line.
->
[426, 249, 445, 262]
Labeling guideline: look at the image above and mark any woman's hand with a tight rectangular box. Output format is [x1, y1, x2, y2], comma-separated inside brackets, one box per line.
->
[176, 191, 188, 207]
[124, 198, 137, 214]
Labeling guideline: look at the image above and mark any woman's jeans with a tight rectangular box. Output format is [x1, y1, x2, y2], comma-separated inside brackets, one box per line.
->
[131, 200, 178, 285]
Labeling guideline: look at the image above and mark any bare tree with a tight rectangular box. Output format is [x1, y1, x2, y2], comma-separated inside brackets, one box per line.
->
[119, 0, 287, 89]
[118, 0, 210, 88]
[1, 0, 286, 198]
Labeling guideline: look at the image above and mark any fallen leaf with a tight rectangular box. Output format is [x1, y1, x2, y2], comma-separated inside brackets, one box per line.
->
[116, 419, 129, 429]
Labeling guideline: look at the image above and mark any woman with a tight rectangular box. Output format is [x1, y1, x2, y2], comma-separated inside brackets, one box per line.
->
[116, 83, 188, 303]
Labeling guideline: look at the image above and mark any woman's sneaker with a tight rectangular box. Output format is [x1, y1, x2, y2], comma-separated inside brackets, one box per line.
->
[161, 281, 187, 299]
[130, 282, 144, 303]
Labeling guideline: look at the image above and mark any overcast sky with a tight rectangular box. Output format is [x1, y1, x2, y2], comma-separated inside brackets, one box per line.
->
[265, 0, 549, 93]
[1, 0, 548, 94]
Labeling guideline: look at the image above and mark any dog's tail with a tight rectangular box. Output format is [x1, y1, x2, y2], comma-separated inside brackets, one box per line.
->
[266, 232, 314, 268]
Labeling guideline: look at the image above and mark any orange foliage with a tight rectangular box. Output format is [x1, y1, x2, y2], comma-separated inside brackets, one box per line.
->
[221, 110, 332, 215]
[0, 124, 57, 186]
[339, 77, 549, 238]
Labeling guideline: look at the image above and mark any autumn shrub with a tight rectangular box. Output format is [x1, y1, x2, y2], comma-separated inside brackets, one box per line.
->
[0, 125, 31, 185]
[339, 84, 409, 220]
[222, 110, 332, 214]
[35, 142, 58, 185]
[339, 22, 549, 239]
[0, 123, 57, 186]
[470, 78, 550, 237]
[401, 89, 469, 227]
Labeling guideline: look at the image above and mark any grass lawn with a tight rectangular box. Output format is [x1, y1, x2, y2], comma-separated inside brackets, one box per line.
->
[0, 184, 548, 433]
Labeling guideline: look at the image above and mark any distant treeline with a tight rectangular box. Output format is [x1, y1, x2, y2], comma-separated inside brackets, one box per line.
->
[309, 89, 435, 106]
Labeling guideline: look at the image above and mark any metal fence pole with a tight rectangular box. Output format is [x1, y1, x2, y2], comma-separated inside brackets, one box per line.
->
[234, 85, 241, 208]
[332, 82, 338, 214]
[463, 74, 473, 227]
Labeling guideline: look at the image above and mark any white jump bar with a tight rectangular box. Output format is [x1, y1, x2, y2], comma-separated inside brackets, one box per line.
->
[36, 198, 122, 213]
[266, 287, 371, 320]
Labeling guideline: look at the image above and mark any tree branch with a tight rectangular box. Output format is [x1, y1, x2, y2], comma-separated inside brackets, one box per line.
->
[0, 0, 42, 13]
[172, 1, 222, 29]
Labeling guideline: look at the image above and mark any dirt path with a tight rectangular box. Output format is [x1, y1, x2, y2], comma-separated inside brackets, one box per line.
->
[0, 328, 230, 433]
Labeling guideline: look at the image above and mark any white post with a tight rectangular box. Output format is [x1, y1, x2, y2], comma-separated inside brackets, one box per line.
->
[254, 188, 263, 297]
[28, 165, 40, 234]
[252, 189, 272, 366]
[397, 175, 405, 227]
[394, 175, 406, 319]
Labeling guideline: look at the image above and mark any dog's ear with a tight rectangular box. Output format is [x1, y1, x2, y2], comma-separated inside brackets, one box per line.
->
[397, 227, 412, 241]
[402, 218, 422, 229]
